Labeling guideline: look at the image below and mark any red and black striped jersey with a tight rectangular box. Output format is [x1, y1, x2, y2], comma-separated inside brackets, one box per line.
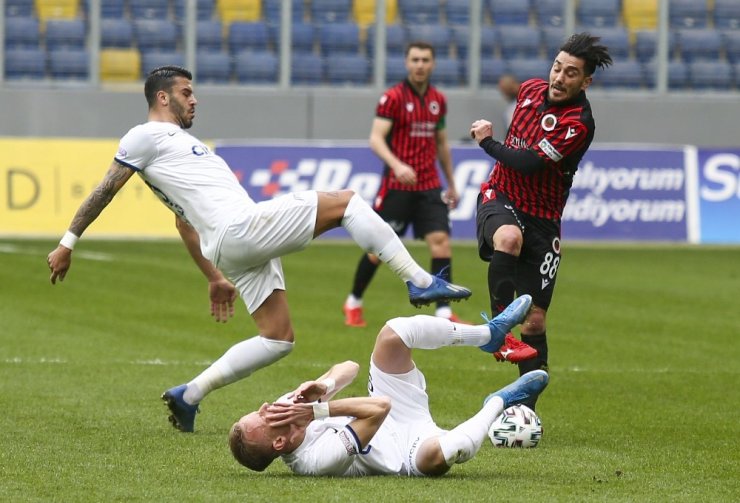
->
[376, 79, 446, 192]
[482, 78, 595, 220]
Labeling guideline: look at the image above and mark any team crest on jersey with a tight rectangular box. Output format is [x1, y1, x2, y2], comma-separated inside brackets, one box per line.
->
[541, 114, 557, 131]
[429, 100, 440, 115]
[406, 102, 414, 112]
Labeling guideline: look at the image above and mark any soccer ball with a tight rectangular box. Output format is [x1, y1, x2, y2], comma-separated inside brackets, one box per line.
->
[488, 404, 542, 448]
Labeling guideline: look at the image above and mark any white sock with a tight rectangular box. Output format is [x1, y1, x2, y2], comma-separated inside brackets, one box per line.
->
[435, 306, 452, 319]
[344, 294, 362, 308]
[437, 396, 505, 466]
[387, 315, 491, 349]
[183, 336, 293, 404]
[341, 194, 431, 287]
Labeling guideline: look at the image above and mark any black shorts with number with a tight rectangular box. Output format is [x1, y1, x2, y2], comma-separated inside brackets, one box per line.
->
[476, 190, 562, 310]
[375, 188, 450, 238]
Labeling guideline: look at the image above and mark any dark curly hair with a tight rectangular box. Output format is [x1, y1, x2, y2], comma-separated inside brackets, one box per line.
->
[559, 33, 613, 76]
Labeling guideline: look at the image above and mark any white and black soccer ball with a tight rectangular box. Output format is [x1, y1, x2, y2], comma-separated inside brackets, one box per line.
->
[488, 404, 542, 448]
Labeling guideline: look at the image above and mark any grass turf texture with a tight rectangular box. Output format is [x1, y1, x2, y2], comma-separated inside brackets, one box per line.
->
[1, 238, 738, 502]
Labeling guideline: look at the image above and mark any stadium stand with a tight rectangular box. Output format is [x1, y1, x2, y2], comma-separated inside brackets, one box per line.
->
[135, 19, 179, 52]
[488, 0, 531, 25]
[174, 0, 216, 19]
[48, 48, 89, 79]
[284, 22, 317, 53]
[406, 23, 452, 57]
[688, 60, 734, 89]
[5, 47, 46, 79]
[398, 0, 440, 25]
[101, 19, 134, 48]
[6, 0, 35, 18]
[45, 18, 87, 49]
[623, 0, 657, 30]
[228, 21, 272, 53]
[385, 54, 406, 83]
[444, 0, 473, 26]
[668, 0, 709, 29]
[576, 0, 620, 28]
[590, 26, 630, 59]
[595, 57, 645, 88]
[36, 0, 79, 20]
[196, 51, 233, 82]
[5, 16, 41, 48]
[234, 50, 279, 83]
[644, 60, 690, 89]
[141, 50, 186, 75]
[98, 0, 127, 18]
[432, 56, 461, 86]
[130, 0, 170, 19]
[676, 28, 722, 62]
[310, 0, 352, 23]
[713, 0, 740, 30]
[533, 0, 566, 27]
[262, 0, 303, 24]
[480, 56, 510, 86]
[497, 25, 542, 59]
[508, 57, 552, 81]
[451, 25, 497, 60]
[353, 0, 397, 26]
[724, 31, 740, 63]
[291, 53, 324, 84]
[325, 54, 371, 84]
[541, 25, 566, 57]
[366, 23, 406, 56]
[100, 48, 142, 81]
[318, 22, 361, 55]
[217, 0, 262, 24]
[196, 20, 224, 52]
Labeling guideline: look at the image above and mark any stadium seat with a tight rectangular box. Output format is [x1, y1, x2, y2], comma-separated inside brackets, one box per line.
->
[234, 50, 278, 83]
[688, 61, 734, 90]
[318, 22, 361, 55]
[488, 0, 531, 25]
[724, 31, 740, 64]
[595, 57, 645, 88]
[100, 48, 142, 82]
[644, 60, 689, 89]
[432, 57, 461, 86]
[453, 25, 496, 60]
[353, 0, 398, 26]
[196, 51, 232, 82]
[576, 0, 620, 27]
[533, 0, 566, 27]
[385, 54, 406, 84]
[714, 0, 740, 30]
[497, 25, 542, 60]
[398, 0, 441, 25]
[101, 19, 134, 48]
[406, 24, 452, 58]
[480, 57, 510, 86]
[291, 53, 324, 85]
[507, 57, 552, 82]
[48, 48, 89, 79]
[311, 0, 352, 23]
[634, 30, 657, 62]
[129, 0, 170, 19]
[5, 16, 41, 48]
[366, 23, 406, 57]
[676, 28, 722, 62]
[262, 0, 303, 24]
[287, 23, 316, 53]
[5, 0, 34, 18]
[228, 21, 271, 54]
[623, 0, 658, 30]
[4, 47, 46, 79]
[218, 0, 262, 24]
[141, 50, 186, 76]
[541, 26, 566, 57]
[45, 18, 86, 49]
[591, 27, 630, 59]
[445, 0, 476, 26]
[174, 0, 216, 20]
[135, 19, 179, 52]
[98, 0, 127, 18]
[668, 0, 708, 29]
[35, 0, 79, 20]
[325, 54, 371, 85]
[196, 20, 224, 52]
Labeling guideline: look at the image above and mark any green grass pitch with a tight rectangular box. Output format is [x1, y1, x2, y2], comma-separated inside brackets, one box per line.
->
[1, 238, 738, 502]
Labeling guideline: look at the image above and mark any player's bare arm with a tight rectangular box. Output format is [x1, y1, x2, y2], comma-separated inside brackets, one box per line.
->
[289, 360, 360, 403]
[369, 117, 416, 185]
[435, 128, 458, 209]
[175, 215, 236, 323]
[47, 161, 135, 284]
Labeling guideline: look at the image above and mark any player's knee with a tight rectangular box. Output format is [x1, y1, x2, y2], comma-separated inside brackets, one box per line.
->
[523, 306, 546, 333]
[493, 226, 522, 254]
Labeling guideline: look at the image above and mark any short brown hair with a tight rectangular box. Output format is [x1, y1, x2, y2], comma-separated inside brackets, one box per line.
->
[228, 422, 277, 472]
[405, 41, 435, 58]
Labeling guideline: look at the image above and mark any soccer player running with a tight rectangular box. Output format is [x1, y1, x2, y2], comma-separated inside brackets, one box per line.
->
[229, 295, 546, 475]
[46, 66, 472, 433]
[343, 41, 463, 328]
[469, 34, 612, 409]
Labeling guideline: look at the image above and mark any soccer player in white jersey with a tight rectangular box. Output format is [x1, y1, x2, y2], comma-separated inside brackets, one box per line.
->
[46, 66, 473, 433]
[229, 295, 546, 476]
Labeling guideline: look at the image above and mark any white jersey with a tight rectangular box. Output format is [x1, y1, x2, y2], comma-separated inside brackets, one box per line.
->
[114, 121, 254, 261]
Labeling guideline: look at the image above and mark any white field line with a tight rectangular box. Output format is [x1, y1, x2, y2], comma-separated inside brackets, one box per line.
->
[0, 243, 113, 261]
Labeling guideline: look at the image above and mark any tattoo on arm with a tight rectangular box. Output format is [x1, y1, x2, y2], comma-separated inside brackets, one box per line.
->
[69, 165, 131, 236]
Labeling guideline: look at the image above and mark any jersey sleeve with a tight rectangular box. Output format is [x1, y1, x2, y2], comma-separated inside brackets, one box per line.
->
[375, 90, 399, 121]
[293, 425, 363, 476]
[114, 126, 157, 172]
[532, 119, 588, 166]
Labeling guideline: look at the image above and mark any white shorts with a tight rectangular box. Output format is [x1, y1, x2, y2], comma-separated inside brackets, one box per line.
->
[215, 191, 318, 313]
[368, 359, 445, 477]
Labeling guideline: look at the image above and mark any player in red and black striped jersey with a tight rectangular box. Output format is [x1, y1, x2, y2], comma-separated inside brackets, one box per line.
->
[470, 33, 612, 409]
[344, 41, 463, 327]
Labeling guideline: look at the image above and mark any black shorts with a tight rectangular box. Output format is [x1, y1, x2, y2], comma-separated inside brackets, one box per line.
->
[375, 188, 450, 238]
[476, 191, 562, 310]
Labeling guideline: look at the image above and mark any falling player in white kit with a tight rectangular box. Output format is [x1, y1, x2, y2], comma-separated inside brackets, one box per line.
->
[46, 66, 473, 433]
[229, 295, 547, 476]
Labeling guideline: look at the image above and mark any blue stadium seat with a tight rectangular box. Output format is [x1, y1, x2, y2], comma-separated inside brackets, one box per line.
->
[291, 53, 324, 84]
[541, 26, 566, 57]
[196, 51, 232, 82]
[310, 0, 352, 23]
[406, 24, 452, 57]
[318, 22, 361, 55]
[480, 57, 510, 86]
[645, 60, 690, 89]
[445, 0, 477, 26]
[135, 19, 179, 52]
[596, 58, 645, 88]
[592, 27, 630, 59]
[5, 0, 34, 18]
[669, 0, 708, 29]
[432, 57, 462, 86]
[688, 61, 734, 89]
[46, 19, 87, 49]
[5, 47, 46, 79]
[130, 0, 170, 19]
[634, 30, 657, 62]
[398, 0, 441, 25]
[497, 25, 542, 60]
[488, 0, 531, 25]
[174, 0, 216, 19]
[48, 48, 89, 80]
[366, 24, 406, 57]
[263, 0, 304, 24]
[5, 16, 40, 49]
[385, 55, 407, 84]
[325, 54, 371, 85]
[453, 25, 496, 60]
[99, 0, 128, 19]
[676, 28, 722, 62]
[101, 19, 134, 48]
[141, 50, 186, 76]
[228, 21, 271, 54]
[272, 23, 315, 54]
[724, 31, 740, 64]
[576, 0, 620, 27]
[714, 0, 740, 30]
[507, 57, 552, 82]
[533, 0, 566, 27]
[234, 51, 279, 83]
[197, 20, 223, 52]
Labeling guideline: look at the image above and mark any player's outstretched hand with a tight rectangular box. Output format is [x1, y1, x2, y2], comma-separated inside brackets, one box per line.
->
[47, 245, 72, 284]
[209, 278, 237, 322]
[264, 402, 314, 428]
[288, 380, 328, 403]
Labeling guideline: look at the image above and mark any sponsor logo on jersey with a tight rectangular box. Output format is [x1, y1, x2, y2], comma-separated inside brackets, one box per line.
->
[429, 100, 440, 115]
[406, 102, 414, 112]
[541, 114, 557, 131]
[192, 145, 209, 156]
[538, 138, 563, 162]
[338, 430, 359, 455]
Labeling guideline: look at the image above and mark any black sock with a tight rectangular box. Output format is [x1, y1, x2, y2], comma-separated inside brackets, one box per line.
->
[518, 332, 549, 411]
[488, 250, 518, 315]
[350, 254, 379, 299]
[431, 257, 451, 309]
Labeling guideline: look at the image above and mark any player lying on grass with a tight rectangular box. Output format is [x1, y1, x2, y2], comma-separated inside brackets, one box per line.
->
[229, 295, 547, 476]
